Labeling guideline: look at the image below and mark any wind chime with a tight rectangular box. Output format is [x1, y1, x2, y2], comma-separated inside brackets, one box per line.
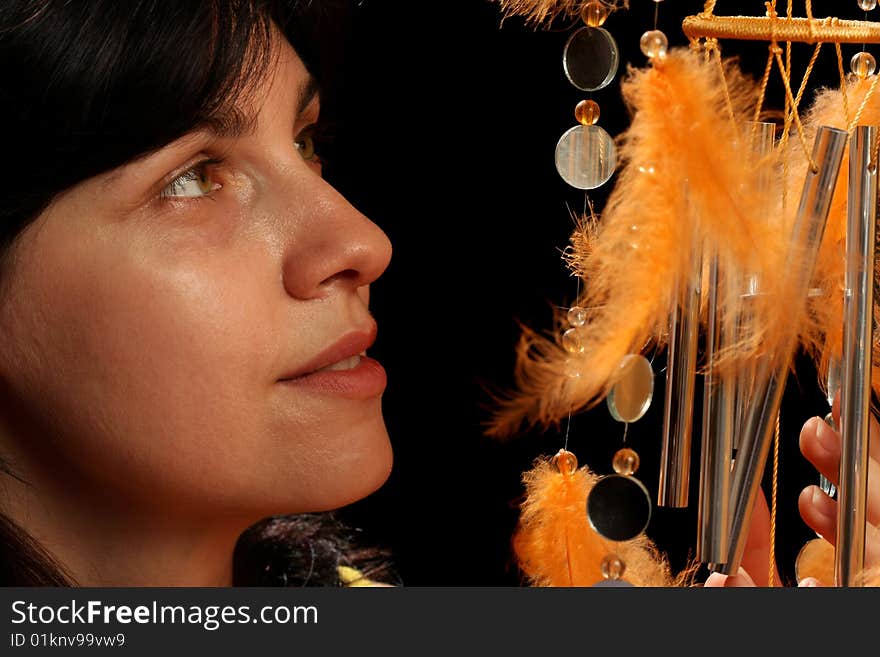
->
[490, 0, 879, 587]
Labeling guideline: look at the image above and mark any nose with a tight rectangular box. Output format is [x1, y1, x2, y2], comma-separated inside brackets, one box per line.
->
[280, 177, 392, 300]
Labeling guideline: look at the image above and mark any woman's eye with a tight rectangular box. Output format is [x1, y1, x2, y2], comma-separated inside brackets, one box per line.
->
[159, 161, 220, 199]
[295, 126, 319, 162]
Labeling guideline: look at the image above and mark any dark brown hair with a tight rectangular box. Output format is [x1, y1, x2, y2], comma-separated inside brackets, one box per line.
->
[0, 0, 393, 587]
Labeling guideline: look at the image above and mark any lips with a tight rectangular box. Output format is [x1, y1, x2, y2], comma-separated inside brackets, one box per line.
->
[276, 323, 386, 398]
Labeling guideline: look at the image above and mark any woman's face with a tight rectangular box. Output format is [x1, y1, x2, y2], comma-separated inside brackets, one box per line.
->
[0, 36, 392, 518]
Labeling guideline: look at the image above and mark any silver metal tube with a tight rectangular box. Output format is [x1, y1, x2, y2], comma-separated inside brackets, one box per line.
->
[718, 126, 848, 575]
[836, 124, 877, 587]
[733, 122, 777, 452]
[697, 252, 734, 564]
[733, 275, 759, 452]
[658, 243, 702, 507]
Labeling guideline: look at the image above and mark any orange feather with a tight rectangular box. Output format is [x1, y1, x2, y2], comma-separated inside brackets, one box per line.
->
[513, 451, 689, 587]
[493, 1, 627, 27]
[488, 48, 783, 437]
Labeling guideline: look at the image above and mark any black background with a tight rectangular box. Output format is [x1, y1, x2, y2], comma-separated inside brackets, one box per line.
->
[320, 1, 872, 585]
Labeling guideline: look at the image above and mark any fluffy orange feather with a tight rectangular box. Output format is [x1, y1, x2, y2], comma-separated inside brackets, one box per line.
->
[513, 451, 681, 586]
[488, 48, 784, 437]
[493, 1, 627, 26]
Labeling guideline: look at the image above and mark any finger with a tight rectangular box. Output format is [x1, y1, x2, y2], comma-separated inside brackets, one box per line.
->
[829, 394, 880, 463]
[798, 485, 880, 569]
[797, 577, 821, 587]
[799, 417, 880, 526]
[798, 485, 837, 540]
[704, 567, 757, 587]
[739, 487, 780, 586]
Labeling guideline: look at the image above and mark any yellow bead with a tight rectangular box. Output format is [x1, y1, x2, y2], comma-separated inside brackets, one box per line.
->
[612, 447, 640, 475]
[575, 99, 600, 126]
[600, 554, 626, 580]
[581, 1, 608, 27]
[640, 30, 668, 59]
[552, 449, 578, 476]
[851, 51, 877, 78]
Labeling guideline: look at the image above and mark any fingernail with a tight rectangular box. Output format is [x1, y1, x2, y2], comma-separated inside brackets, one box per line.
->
[735, 567, 756, 586]
[704, 572, 728, 587]
[798, 577, 819, 587]
[811, 486, 836, 519]
[815, 417, 839, 453]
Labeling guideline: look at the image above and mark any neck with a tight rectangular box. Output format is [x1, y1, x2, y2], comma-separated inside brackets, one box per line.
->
[1, 469, 254, 587]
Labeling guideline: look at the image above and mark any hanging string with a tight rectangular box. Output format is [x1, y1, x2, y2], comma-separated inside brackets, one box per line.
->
[562, 273, 581, 453]
[848, 73, 880, 132]
[775, 42, 821, 172]
[753, 46, 776, 123]
[705, 40, 738, 122]
[769, 411, 780, 587]
[836, 42, 852, 129]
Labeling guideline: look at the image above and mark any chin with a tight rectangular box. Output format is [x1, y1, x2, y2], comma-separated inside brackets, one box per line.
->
[278, 422, 393, 514]
[325, 428, 393, 510]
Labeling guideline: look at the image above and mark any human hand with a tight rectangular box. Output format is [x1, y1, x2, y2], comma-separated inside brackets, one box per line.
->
[796, 400, 880, 578]
[703, 479, 780, 587]
[706, 401, 880, 587]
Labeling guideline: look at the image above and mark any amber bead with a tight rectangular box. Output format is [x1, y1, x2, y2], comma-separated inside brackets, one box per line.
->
[640, 30, 668, 59]
[575, 99, 600, 126]
[600, 554, 626, 580]
[613, 447, 640, 476]
[581, 1, 608, 27]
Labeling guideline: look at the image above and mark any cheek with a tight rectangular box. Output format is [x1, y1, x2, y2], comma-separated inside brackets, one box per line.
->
[2, 228, 281, 506]
[1, 216, 391, 515]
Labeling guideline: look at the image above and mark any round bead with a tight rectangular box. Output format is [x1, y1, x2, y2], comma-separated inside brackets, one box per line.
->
[552, 449, 578, 476]
[575, 99, 600, 125]
[562, 328, 585, 354]
[851, 51, 877, 78]
[612, 447, 640, 475]
[567, 306, 588, 327]
[640, 29, 668, 59]
[859, 0, 877, 11]
[600, 554, 626, 580]
[564, 357, 582, 379]
[581, 1, 608, 27]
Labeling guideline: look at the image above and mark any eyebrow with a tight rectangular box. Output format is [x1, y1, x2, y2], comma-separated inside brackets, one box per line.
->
[100, 75, 321, 194]
[200, 74, 320, 139]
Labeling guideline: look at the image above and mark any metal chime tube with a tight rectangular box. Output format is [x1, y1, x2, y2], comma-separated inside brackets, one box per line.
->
[697, 253, 735, 565]
[836, 124, 877, 587]
[719, 125, 848, 575]
[659, 241, 701, 507]
[733, 122, 777, 452]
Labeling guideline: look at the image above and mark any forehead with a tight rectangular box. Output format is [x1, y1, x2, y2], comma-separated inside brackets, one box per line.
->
[199, 34, 320, 140]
